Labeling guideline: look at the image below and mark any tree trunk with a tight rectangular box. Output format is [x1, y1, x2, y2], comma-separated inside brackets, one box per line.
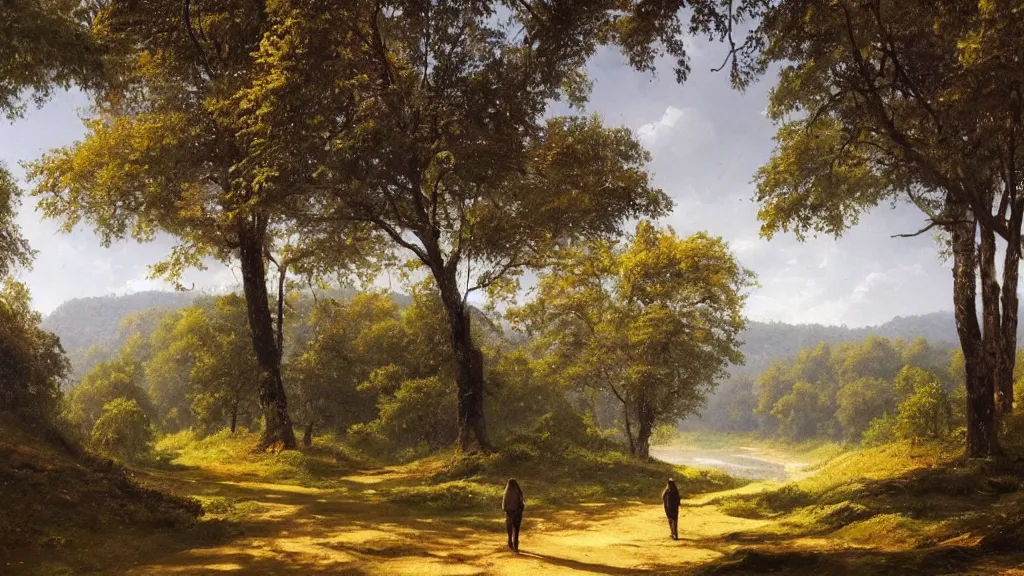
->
[303, 422, 313, 447]
[238, 217, 297, 450]
[999, 218, 1021, 414]
[634, 399, 654, 459]
[979, 226, 1007, 415]
[609, 384, 636, 455]
[434, 268, 490, 453]
[230, 402, 238, 434]
[623, 403, 636, 456]
[950, 200, 1000, 457]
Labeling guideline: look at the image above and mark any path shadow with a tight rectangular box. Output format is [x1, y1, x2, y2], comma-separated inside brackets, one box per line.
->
[517, 551, 657, 575]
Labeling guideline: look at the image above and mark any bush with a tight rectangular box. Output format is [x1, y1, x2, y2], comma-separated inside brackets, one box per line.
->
[349, 376, 458, 460]
[90, 398, 154, 462]
[0, 281, 69, 423]
[861, 413, 896, 447]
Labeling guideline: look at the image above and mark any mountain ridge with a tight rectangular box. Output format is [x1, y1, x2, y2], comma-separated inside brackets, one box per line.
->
[42, 291, 986, 376]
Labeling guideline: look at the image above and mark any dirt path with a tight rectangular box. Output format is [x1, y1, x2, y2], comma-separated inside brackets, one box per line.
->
[125, 467, 791, 576]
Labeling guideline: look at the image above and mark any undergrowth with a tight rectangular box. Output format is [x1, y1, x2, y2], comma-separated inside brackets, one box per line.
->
[156, 429, 364, 487]
[0, 412, 204, 572]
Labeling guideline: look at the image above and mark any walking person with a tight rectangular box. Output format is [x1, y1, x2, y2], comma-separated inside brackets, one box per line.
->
[502, 478, 525, 552]
[662, 478, 681, 540]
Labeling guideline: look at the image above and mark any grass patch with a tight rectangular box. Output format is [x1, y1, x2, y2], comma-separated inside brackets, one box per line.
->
[418, 430, 745, 511]
[383, 480, 502, 511]
[155, 429, 364, 488]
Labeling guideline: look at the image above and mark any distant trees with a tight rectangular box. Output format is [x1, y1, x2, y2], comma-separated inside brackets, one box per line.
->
[717, 336, 966, 445]
[65, 349, 152, 440]
[147, 296, 261, 435]
[512, 222, 752, 457]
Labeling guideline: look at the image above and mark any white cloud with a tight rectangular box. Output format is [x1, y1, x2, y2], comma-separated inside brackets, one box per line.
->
[636, 106, 684, 145]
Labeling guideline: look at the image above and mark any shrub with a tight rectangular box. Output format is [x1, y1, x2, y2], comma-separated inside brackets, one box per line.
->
[90, 398, 154, 462]
[861, 413, 896, 447]
[349, 376, 458, 459]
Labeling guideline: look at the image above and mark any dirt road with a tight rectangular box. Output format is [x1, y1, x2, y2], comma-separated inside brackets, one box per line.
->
[126, 468, 784, 576]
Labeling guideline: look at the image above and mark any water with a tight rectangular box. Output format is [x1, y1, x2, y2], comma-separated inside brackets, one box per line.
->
[650, 446, 795, 481]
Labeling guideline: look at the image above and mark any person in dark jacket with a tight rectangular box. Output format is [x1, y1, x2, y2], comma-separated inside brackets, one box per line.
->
[502, 478, 525, 552]
[662, 478, 681, 540]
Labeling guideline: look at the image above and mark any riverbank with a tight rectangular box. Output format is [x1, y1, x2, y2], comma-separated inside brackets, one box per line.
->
[651, 432, 844, 482]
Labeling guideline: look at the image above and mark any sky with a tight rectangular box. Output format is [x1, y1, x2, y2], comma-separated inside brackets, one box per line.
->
[0, 39, 954, 327]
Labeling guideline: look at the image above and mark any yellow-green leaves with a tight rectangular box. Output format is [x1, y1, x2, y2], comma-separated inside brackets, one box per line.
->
[512, 220, 754, 446]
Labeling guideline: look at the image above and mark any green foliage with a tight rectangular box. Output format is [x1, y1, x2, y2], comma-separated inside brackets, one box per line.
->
[747, 336, 961, 445]
[90, 398, 154, 462]
[65, 349, 153, 439]
[771, 382, 829, 442]
[893, 368, 954, 443]
[836, 377, 895, 442]
[512, 221, 753, 456]
[146, 295, 260, 435]
[0, 281, 69, 422]
[650, 423, 684, 446]
[286, 292, 413, 434]
[861, 413, 897, 448]
[349, 376, 459, 461]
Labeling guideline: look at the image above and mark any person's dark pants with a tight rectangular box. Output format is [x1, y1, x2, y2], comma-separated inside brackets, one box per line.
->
[667, 515, 678, 539]
[506, 509, 523, 550]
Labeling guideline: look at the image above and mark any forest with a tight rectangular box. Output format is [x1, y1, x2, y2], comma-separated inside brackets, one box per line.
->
[6, 0, 1024, 574]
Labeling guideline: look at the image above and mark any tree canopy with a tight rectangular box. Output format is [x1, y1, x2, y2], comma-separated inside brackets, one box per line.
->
[231, 0, 674, 451]
[511, 221, 753, 457]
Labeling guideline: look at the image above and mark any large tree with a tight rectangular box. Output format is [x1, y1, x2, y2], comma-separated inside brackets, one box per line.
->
[237, 0, 677, 451]
[729, 0, 1024, 457]
[511, 221, 752, 457]
[27, 0, 374, 449]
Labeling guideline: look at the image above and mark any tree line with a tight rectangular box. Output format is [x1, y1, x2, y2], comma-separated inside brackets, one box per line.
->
[692, 335, 1024, 448]
[55, 221, 747, 461]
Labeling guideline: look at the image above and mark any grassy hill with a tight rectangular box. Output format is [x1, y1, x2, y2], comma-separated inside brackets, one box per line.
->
[0, 413, 204, 575]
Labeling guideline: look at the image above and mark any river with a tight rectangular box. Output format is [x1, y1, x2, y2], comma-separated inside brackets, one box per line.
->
[651, 445, 806, 482]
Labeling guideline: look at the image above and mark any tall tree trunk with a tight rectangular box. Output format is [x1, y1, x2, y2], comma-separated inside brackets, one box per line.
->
[999, 216, 1021, 415]
[609, 385, 636, 455]
[238, 216, 297, 450]
[434, 268, 490, 453]
[230, 401, 238, 434]
[950, 201, 1000, 457]
[634, 399, 654, 459]
[979, 226, 1006, 415]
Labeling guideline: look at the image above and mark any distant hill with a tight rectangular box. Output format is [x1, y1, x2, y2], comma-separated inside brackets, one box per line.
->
[42, 291, 198, 355]
[43, 290, 992, 378]
[42, 289, 486, 378]
[739, 311, 963, 372]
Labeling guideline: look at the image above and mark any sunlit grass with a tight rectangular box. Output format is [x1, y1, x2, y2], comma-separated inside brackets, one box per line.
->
[155, 429, 363, 488]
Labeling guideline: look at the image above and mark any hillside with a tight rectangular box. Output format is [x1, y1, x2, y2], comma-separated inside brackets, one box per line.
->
[43, 291, 984, 379]
[42, 291, 198, 356]
[740, 311, 961, 372]
[0, 413, 203, 574]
